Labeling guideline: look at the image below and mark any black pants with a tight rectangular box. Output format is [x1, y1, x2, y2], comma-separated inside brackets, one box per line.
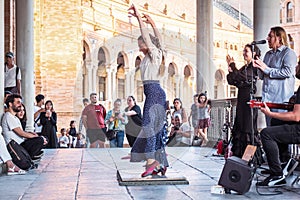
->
[260, 123, 300, 176]
[21, 137, 44, 158]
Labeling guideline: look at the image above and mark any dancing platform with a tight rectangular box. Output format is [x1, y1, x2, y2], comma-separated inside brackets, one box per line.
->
[117, 169, 189, 186]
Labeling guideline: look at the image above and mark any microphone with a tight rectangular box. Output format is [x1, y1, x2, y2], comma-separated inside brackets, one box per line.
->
[251, 40, 266, 45]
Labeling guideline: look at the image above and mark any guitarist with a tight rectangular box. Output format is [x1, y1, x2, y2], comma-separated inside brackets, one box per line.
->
[256, 63, 300, 187]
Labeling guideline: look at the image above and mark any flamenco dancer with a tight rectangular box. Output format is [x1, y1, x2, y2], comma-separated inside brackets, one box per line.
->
[128, 4, 169, 177]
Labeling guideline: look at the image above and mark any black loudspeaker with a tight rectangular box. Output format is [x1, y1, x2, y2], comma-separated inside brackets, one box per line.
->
[218, 156, 255, 194]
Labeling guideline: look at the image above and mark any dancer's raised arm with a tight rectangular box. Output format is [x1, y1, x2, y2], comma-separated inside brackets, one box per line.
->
[128, 4, 153, 49]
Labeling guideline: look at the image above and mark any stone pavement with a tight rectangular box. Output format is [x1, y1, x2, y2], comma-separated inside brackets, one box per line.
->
[0, 147, 300, 200]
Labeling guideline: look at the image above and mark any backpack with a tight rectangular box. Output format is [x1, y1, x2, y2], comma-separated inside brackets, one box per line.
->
[6, 140, 33, 170]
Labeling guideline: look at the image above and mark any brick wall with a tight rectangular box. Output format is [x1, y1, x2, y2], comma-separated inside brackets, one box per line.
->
[34, 0, 83, 129]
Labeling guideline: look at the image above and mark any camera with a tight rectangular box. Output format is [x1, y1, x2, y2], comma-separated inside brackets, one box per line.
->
[174, 126, 180, 131]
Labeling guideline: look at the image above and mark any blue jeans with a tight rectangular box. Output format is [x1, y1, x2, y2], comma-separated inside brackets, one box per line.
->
[109, 131, 124, 148]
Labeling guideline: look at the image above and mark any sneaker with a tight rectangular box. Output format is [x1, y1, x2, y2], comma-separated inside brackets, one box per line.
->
[33, 151, 44, 159]
[256, 175, 286, 187]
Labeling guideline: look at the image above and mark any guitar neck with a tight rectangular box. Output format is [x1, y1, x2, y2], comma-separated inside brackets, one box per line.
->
[264, 102, 293, 110]
[249, 100, 294, 110]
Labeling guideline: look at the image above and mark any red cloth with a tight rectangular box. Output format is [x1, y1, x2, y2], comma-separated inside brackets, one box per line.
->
[82, 104, 106, 129]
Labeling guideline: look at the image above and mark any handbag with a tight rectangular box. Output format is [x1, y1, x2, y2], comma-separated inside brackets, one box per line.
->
[6, 140, 33, 170]
[105, 130, 117, 141]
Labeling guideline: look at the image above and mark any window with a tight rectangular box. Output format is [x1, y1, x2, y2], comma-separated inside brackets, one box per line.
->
[117, 78, 125, 99]
[98, 77, 106, 100]
[286, 2, 293, 23]
[98, 48, 106, 66]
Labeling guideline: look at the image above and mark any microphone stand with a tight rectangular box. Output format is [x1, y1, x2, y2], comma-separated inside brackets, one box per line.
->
[250, 44, 256, 145]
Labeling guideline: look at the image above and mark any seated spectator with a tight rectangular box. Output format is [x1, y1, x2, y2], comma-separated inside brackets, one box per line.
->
[0, 126, 26, 175]
[74, 133, 86, 148]
[58, 128, 69, 148]
[166, 114, 192, 147]
[16, 103, 27, 131]
[2, 94, 47, 160]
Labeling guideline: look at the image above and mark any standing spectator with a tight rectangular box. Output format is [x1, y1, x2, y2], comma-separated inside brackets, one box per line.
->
[2, 94, 47, 160]
[172, 98, 188, 123]
[78, 98, 89, 133]
[40, 100, 58, 148]
[253, 26, 297, 126]
[188, 94, 199, 140]
[105, 98, 128, 148]
[34, 94, 45, 135]
[128, 4, 168, 177]
[125, 96, 142, 147]
[0, 126, 26, 175]
[66, 120, 77, 148]
[58, 128, 69, 148]
[16, 103, 27, 131]
[227, 44, 261, 158]
[82, 93, 107, 148]
[4, 52, 21, 95]
[197, 93, 211, 146]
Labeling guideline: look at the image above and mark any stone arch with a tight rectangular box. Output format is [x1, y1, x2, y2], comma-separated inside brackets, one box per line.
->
[97, 46, 110, 101]
[134, 55, 144, 102]
[214, 68, 226, 99]
[116, 51, 127, 99]
[286, 1, 294, 23]
[167, 62, 178, 97]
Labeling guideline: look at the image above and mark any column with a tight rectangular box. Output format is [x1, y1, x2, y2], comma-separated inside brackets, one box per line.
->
[106, 67, 112, 101]
[86, 63, 93, 95]
[16, 0, 35, 131]
[92, 65, 97, 93]
[196, 0, 214, 96]
[253, 0, 280, 56]
[0, 0, 4, 114]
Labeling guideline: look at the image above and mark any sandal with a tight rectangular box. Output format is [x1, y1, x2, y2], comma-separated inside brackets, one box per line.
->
[7, 165, 26, 176]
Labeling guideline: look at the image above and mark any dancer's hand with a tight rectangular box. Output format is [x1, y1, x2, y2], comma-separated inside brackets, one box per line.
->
[142, 13, 154, 26]
[128, 4, 139, 18]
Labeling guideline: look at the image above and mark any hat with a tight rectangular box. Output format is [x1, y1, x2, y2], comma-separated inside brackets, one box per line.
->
[5, 52, 14, 58]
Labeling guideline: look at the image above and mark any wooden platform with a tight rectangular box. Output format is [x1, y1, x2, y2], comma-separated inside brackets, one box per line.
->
[117, 169, 189, 186]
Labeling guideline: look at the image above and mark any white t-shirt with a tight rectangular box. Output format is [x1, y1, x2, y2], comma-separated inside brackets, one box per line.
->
[175, 122, 192, 145]
[4, 64, 21, 88]
[140, 47, 162, 81]
[34, 105, 43, 133]
[2, 112, 25, 144]
[59, 135, 69, 148]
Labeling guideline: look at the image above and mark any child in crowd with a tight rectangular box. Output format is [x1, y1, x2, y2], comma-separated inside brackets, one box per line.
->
[197, 93, 211, 146]
[59, 128, 69, 148]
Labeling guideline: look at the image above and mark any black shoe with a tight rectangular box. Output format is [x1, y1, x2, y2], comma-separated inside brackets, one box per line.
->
[33, 151, 44, 159]
[256, 175, 286, 187]
[260, 169, 271, 175]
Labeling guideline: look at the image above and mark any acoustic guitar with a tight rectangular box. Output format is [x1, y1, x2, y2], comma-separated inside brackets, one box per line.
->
[248, 99, 294, 111]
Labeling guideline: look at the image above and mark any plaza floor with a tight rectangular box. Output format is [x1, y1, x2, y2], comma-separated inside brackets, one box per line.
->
[0, 147, 300, 200]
